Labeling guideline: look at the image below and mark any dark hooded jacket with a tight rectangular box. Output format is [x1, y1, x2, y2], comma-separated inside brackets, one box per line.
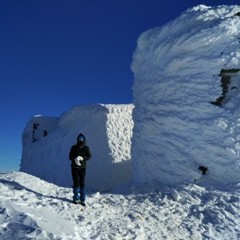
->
[69, 133, 91, 169]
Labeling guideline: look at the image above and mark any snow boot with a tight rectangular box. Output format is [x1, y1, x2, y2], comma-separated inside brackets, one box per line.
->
[80, 188, 86, 206]
[73, 187, 80, 203]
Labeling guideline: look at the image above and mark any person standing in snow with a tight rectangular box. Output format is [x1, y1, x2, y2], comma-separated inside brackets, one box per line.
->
[69, 133, 91, 206]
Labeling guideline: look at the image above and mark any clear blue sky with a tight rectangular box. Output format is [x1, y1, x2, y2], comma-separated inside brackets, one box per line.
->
[0, 0, 239, 173]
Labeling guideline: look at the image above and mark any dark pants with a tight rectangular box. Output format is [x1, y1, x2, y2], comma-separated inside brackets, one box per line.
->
[71, 168, 86, 188]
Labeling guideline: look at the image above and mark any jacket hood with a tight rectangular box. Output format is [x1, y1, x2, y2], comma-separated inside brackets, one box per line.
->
[76, 133, 86, 144]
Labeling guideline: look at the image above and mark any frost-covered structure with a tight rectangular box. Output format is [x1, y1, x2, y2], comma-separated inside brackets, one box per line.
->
[21, 104, 134, 191]
[131, 5, 240, 187]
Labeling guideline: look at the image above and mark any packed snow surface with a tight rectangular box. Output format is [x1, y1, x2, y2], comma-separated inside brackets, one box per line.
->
[1, 171, 240, 239]
[131, 4, 240, 187]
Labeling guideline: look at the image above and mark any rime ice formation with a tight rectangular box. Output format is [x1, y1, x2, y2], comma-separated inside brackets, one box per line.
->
[131, 5, 240, 187]
[21, 104, 134, 191]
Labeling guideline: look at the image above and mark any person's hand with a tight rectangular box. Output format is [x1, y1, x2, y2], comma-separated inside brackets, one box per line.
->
[74, 156, 83, 166]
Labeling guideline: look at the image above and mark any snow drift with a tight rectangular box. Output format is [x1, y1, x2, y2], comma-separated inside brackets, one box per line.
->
[21, 104, 134, 192]
[131, 5, 240, 187]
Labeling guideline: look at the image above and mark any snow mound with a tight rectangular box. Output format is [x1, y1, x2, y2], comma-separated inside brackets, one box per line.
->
[131, 5, 240, 187]
[21, 104, 134, 191]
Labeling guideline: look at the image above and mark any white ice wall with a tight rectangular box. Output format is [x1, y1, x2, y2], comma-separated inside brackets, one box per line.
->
[131, 5, 240, 187]
[21, 104, 134, 192]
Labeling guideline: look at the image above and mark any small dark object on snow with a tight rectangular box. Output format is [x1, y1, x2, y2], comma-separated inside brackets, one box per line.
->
[199, 166, 208, 175]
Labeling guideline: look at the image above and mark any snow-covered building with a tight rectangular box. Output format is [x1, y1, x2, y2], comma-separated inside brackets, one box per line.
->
[21, 5, 240, 191]
[21, 104, 134, 192]
[131, 5, 240, 187]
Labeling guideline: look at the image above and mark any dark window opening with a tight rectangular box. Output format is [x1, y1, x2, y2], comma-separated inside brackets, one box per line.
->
[32, 123, 40, 142]
[211, 69, 240, 106]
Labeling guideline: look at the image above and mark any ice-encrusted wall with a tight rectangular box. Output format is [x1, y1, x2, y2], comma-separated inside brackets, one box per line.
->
[131, 5, 240, 187]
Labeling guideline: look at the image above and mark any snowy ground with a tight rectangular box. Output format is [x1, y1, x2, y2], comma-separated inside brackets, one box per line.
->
[1, 171, 240, 240]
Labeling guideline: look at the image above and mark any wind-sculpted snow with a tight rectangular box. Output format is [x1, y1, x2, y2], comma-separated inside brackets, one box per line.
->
[131, 4, 240, 187]
[21, 104, 134, 192]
